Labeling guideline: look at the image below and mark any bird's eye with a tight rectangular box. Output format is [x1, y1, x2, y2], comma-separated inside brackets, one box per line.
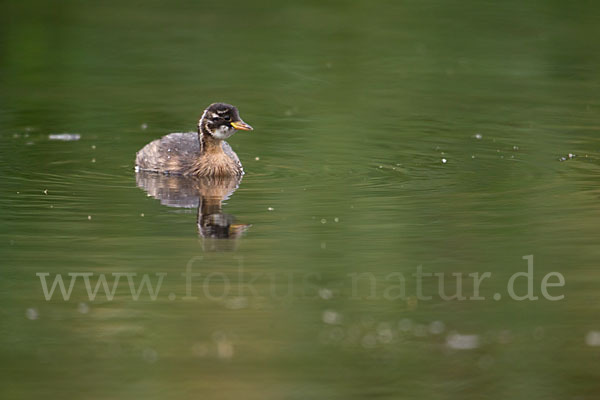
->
[223, 115, 231, 121]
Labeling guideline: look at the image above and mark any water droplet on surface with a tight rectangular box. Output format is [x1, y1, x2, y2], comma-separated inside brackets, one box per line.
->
[49, 133, 80, 141]
[26, 308, 38, 320]
[322, 310, 342, 325]
[446, 333, 480, 350]
[216, 340, 234, 360]
[585, 331, 600, 346]
[377, 323, 394, 343]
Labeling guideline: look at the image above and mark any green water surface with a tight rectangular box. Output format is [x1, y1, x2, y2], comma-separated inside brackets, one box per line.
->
[1, 1, 600, 399]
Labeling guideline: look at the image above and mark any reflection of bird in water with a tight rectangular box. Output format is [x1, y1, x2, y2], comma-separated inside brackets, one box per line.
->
[135, 172, 250, 250]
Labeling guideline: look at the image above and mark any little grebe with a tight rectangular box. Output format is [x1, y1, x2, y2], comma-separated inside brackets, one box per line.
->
[135, 103, 253, 176]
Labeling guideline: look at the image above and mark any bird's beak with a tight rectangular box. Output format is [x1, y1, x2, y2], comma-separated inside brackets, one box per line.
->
[231, 120, 253, 131]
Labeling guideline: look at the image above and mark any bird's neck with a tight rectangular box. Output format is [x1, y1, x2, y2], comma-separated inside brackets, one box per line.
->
[198, 120, 222, 154]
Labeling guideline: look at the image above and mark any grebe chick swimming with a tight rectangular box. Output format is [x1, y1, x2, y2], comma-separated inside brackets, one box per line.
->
[135, 103, 253, 177]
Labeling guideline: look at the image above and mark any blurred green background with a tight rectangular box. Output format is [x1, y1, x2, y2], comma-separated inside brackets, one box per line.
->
[1, 0, 600, 399]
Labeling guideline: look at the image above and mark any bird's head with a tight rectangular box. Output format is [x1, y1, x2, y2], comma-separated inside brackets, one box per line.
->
[199, 103, 253, 140]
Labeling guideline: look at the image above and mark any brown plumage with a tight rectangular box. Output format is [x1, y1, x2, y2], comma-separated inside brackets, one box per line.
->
[135, 103, 253, 177]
